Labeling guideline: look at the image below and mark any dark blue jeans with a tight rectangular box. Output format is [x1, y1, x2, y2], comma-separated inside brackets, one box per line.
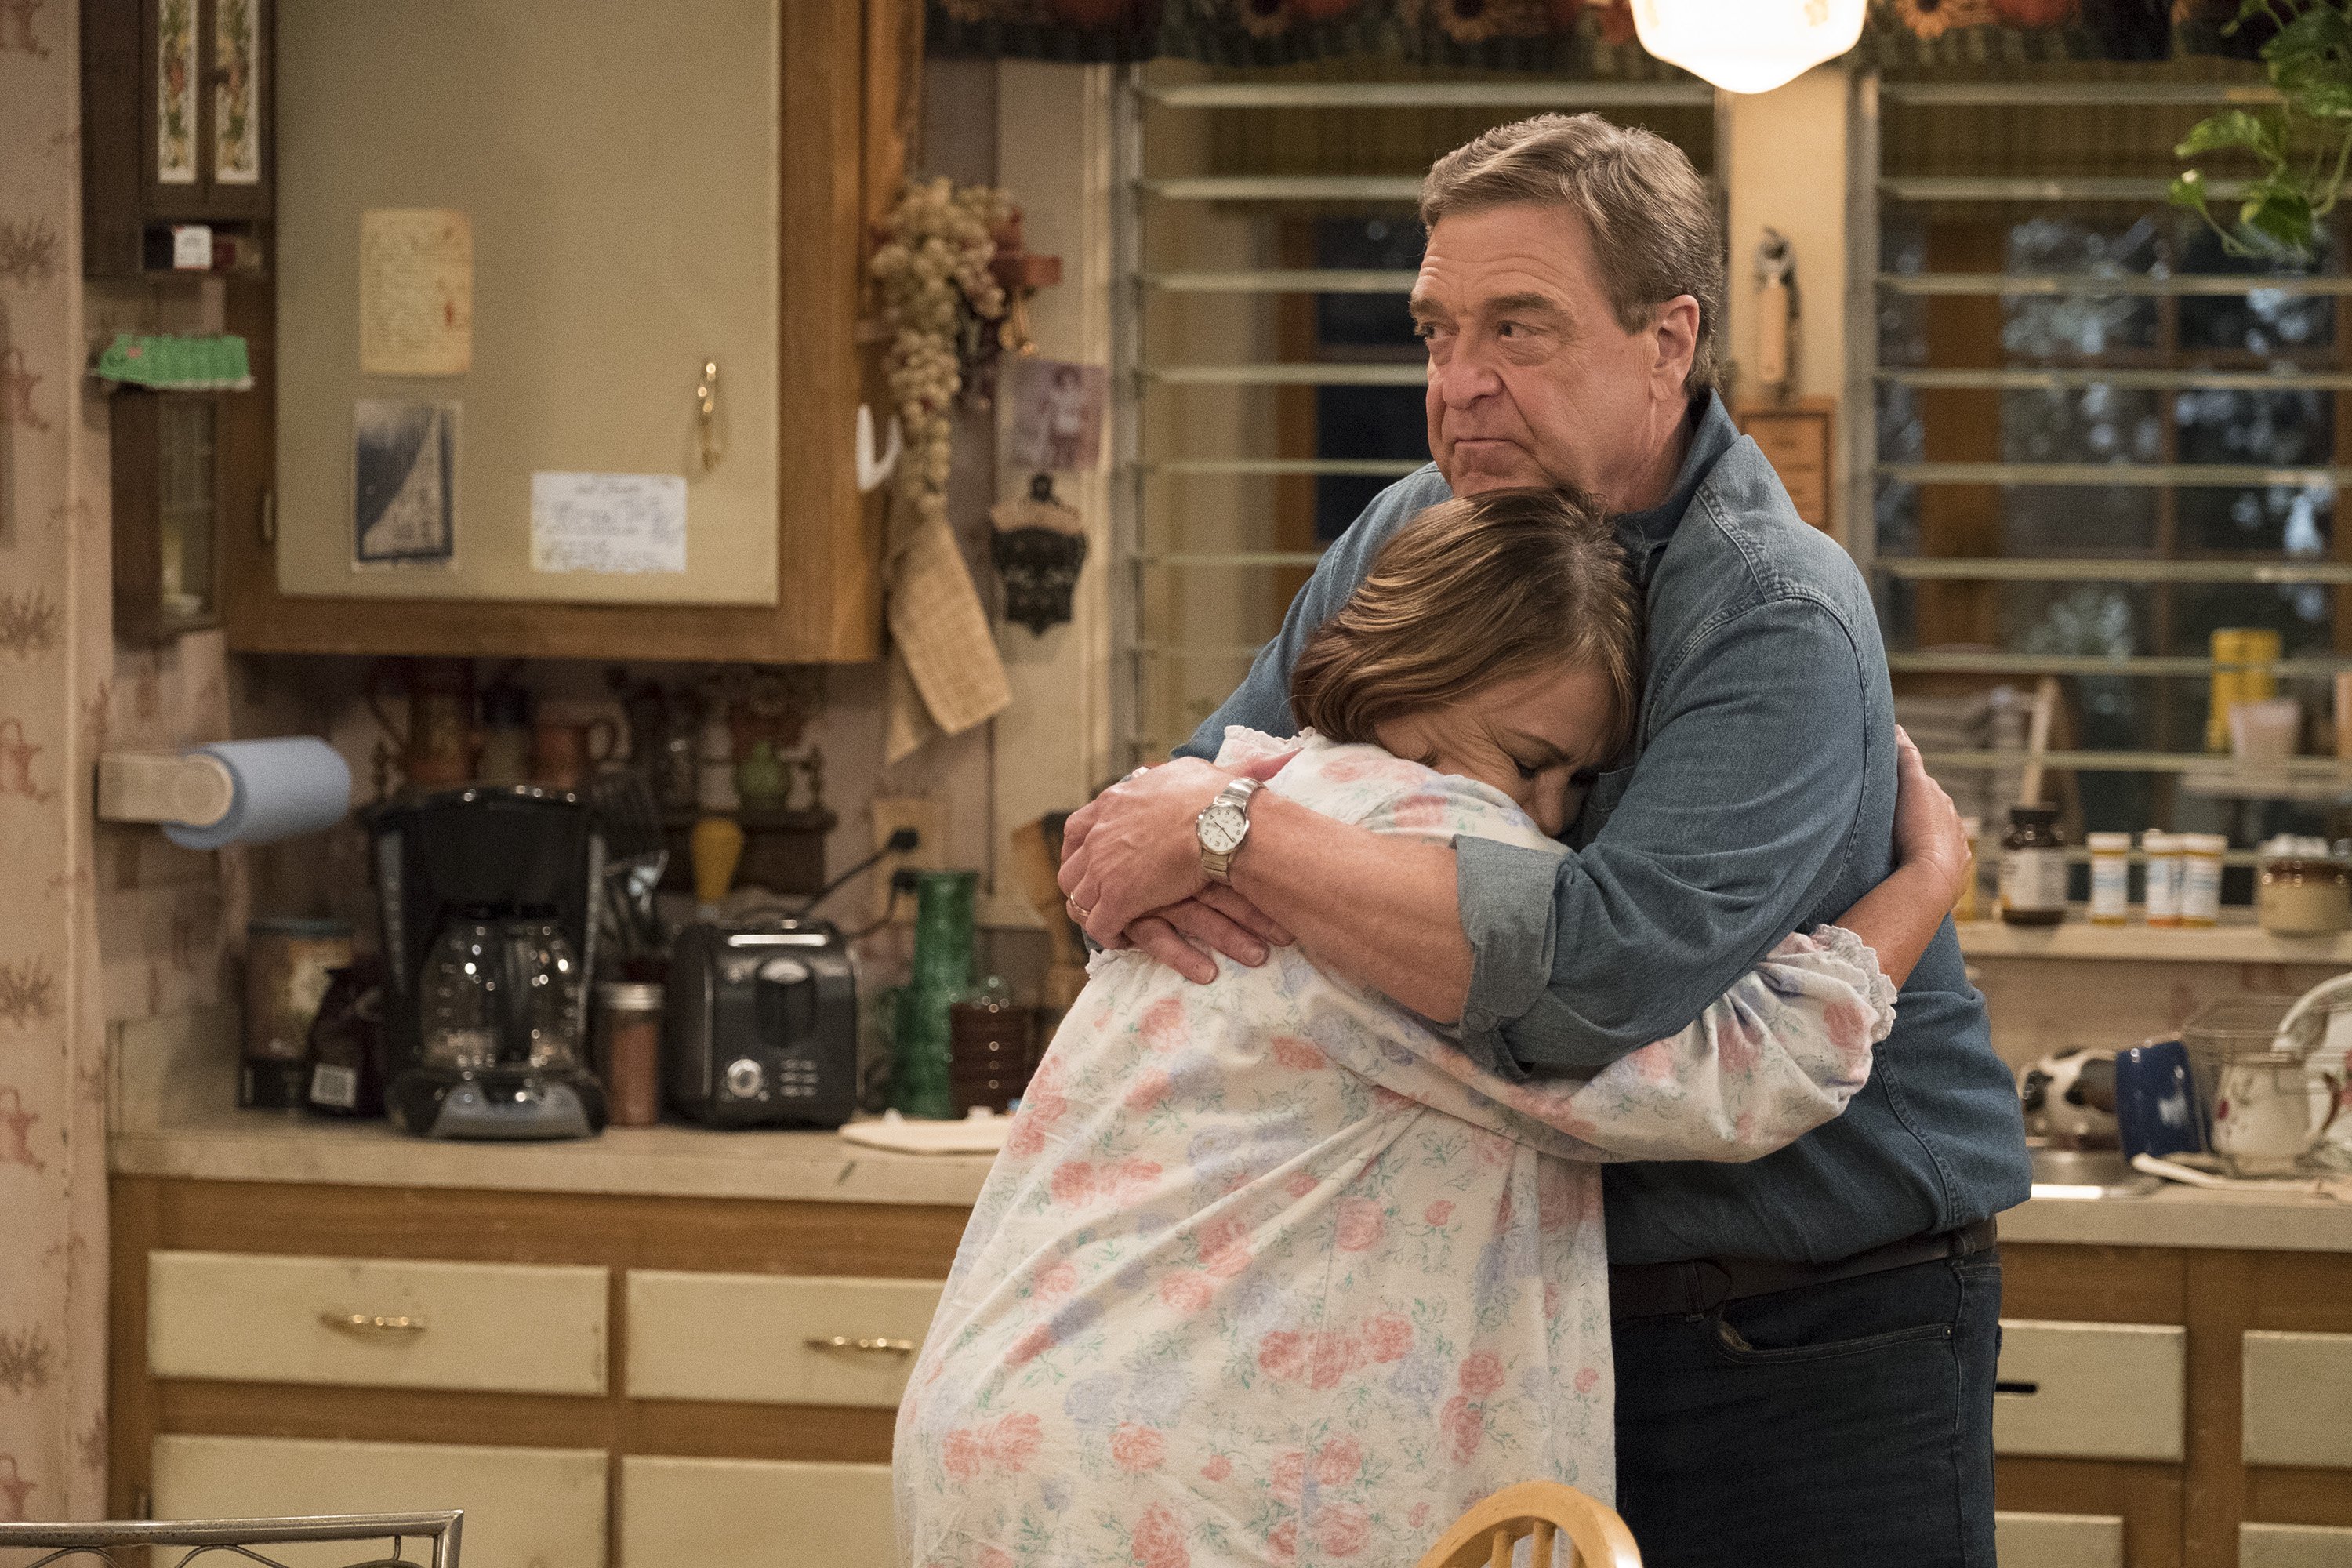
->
[1610, 1251, 2003, 1568]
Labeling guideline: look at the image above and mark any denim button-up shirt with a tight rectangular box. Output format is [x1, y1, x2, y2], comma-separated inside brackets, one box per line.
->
[1178, 393, 2031, 1265]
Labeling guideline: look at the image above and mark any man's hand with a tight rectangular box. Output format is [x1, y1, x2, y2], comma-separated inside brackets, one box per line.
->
[1059, 757, 1295, 983]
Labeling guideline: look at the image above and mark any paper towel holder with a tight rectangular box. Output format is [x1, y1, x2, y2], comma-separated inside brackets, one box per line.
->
[97, 750, 238, 831]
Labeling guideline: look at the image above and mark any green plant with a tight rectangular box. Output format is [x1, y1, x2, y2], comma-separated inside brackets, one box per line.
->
[2172, 0, 2352, 260]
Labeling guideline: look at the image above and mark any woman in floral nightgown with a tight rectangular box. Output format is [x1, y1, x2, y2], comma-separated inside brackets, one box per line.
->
[895, 492, 1971, 1568]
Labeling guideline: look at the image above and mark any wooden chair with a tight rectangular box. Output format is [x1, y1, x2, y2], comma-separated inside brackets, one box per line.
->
[1414, 1481, 1642, 1568]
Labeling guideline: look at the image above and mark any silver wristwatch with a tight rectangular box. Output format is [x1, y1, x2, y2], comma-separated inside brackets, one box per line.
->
[1196, 777, 1262, 884]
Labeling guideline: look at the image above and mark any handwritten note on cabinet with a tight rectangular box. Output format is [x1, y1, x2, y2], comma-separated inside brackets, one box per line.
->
[359, 209, 474, 376]
[531, 472, 688, 575]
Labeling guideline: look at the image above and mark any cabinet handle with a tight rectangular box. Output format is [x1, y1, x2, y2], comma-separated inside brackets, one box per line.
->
[805, 1334, 915, 1355]
[259, 488, 275, 546]
[321, 1312, 427, 1336]
[695, 359, 722, 472]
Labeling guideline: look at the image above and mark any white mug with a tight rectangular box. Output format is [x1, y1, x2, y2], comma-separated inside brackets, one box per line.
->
[2211, 1058, 2343, 1174]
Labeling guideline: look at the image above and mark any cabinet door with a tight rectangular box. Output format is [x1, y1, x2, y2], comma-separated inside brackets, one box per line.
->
[2243, 1331, 2352, 1468]
[621, 1456, 892, 1568]
[274, 0, 780, 609]
[2243, 1523, 2352, 1568]
[626, 1271, 941, 1407]
[149, 1249, 609, 1396]
[153, 1433, 607, 1568]
[1996, 1512, 2125, 1568]
[1994, 1320, 2186, 1462]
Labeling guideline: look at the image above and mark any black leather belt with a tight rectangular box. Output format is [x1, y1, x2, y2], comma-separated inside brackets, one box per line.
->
[1607, 1217, 1999, 1323]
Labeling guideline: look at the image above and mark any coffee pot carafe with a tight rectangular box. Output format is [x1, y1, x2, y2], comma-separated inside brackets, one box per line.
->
[367, 786, 606, 1138]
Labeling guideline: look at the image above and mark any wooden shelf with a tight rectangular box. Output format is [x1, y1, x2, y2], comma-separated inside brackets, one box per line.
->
[1958, 914, 2352, 964]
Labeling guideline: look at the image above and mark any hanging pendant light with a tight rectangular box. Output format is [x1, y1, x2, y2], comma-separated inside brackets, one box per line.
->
[1632, 0, 1867, 96]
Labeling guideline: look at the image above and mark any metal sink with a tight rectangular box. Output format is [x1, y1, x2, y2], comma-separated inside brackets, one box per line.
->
[2027, 1144, 2162, 1199]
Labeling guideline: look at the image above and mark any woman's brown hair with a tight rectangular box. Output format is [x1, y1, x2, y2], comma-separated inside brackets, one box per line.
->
[1290, 487, 1641, 762]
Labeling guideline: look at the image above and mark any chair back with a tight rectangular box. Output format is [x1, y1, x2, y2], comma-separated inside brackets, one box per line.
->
[1414, 1481, 1641, 1568]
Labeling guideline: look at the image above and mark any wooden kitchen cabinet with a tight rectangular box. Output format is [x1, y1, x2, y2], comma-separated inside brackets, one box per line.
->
[1995, 1243, 2352, 1568]
[82, 0, 272, 278]
[111, 1178, 966, 1567]
[216, 0, 913, 663]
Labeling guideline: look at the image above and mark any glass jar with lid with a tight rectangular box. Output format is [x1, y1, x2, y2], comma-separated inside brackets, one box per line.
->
[2256, 835, 2350, 938]
[1998, 805, 2068, 927]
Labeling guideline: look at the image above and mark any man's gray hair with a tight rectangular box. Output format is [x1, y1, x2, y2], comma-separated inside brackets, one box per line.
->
[1421, 113, 1724, 394]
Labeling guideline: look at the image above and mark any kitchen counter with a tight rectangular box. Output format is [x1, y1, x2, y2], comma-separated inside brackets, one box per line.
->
[108, 1105, 998, 1206]
[107, 1105, 2352, 1247]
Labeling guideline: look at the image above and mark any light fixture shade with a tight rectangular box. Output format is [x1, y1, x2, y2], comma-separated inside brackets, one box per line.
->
[1632, 0, 1867, 96]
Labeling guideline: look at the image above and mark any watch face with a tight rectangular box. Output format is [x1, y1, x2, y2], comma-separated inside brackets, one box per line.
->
[1200, 804, 1247, 855]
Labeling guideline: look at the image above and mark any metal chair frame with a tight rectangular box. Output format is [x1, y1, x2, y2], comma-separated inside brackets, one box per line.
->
[0, 1512, 462, 1568]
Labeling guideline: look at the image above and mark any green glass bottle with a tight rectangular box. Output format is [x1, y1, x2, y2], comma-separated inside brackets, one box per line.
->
[891, 869, 977, 1119]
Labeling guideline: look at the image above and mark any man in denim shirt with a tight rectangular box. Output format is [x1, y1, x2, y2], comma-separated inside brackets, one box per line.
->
[1058, 114, 2031, 1566]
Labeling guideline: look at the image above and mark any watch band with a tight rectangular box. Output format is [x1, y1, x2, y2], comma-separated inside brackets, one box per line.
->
[1198, 776, 1262, 884]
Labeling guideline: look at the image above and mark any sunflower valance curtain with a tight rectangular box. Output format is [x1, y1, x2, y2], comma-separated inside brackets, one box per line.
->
[928, 0, 2263, 71]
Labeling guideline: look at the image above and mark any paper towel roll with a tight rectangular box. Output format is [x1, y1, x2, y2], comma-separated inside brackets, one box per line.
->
[162, 737, 353, 850]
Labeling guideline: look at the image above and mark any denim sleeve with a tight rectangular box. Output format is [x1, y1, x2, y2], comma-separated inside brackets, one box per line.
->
[1455, 597, 1875, 1076]
[1174, 469, 1450, 761]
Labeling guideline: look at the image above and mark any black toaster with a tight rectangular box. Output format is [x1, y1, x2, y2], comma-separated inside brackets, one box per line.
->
[666, 916, 858, 1128]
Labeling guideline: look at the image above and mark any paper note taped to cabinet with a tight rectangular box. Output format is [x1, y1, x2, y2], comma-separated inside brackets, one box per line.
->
[359, 209, 474, 376]
[532, 472, 688, 575]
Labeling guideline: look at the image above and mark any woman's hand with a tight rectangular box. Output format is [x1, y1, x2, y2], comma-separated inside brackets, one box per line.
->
[1058, 754, 1297, 980]
[1892, 725, 1971, 909]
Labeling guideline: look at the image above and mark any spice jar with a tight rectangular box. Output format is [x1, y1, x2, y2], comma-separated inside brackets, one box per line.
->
[2143, 832, 2182, 927]
[2177, 833, 2227, 928]
[1998, 805, 2068, 926]
[2257, 835, 2351, 937]
[2086, 833, 2131, 927]
[593, 982, 666, 1127]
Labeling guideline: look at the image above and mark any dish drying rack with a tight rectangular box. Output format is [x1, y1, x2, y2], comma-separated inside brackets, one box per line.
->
[2182, 990, 2352, 1176]
[0, 1512, 461, 1568]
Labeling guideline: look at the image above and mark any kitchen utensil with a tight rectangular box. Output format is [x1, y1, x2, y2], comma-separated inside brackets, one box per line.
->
[665, 916, 858, 1127]
[2212, 1056, 2343, 1176]
[589, 769, 668, 960]
[2019, 1047, 2118, 1146]
[365, 785, 606, 1140]
[2185, 993, 2347, 1176]
[2114, 1036, 2205, 1160]
[366, 657, 479, 791]
[242, 916, 354, 1111]
[530, 717, 619, 792]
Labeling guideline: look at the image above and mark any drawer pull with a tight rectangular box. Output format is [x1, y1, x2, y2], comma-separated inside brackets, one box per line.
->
[321, 1312, 428, 1337]
[1994, 1381, 2040, 1396]
[804, 1335, 916, 1355]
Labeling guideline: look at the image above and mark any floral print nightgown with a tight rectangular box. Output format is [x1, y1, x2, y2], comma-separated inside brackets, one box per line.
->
[895, 729, 1896, 1568]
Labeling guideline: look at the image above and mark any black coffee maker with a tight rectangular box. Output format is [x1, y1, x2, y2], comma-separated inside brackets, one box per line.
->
[367, 786, 608, 1139]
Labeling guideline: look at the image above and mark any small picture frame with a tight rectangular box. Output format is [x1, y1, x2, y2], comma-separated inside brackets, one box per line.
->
[1005, 358, 1108, 474]
[352, 399, 458, 567]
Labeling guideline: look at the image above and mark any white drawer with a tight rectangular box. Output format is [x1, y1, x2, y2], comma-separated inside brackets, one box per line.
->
[154, 1433, 606, 1568]
[625, 1271, 942, 1407]
[2244, 1523, 2352, 1568]
[1992, 1319, 2186, 1463]
[149, 1250, 608, 1396]
[1994, 1512, 2124, 1568]
[621, 1455, 893, 1568]
[2244, 1330, 2352, 1468]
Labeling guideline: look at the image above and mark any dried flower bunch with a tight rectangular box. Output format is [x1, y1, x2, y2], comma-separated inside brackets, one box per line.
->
[870, 176, 1016, 528]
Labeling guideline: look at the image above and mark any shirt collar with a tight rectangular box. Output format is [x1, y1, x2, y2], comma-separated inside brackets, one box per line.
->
[1614, 389, 1737, 578]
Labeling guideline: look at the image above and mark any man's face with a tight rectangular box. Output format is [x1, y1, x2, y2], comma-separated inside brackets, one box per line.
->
[1411, 203, 1693, 505]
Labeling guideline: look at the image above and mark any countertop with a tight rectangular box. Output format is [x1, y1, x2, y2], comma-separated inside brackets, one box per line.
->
[108, 1105, 1000, 1207]
[105, 1105, 2352, 1249]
